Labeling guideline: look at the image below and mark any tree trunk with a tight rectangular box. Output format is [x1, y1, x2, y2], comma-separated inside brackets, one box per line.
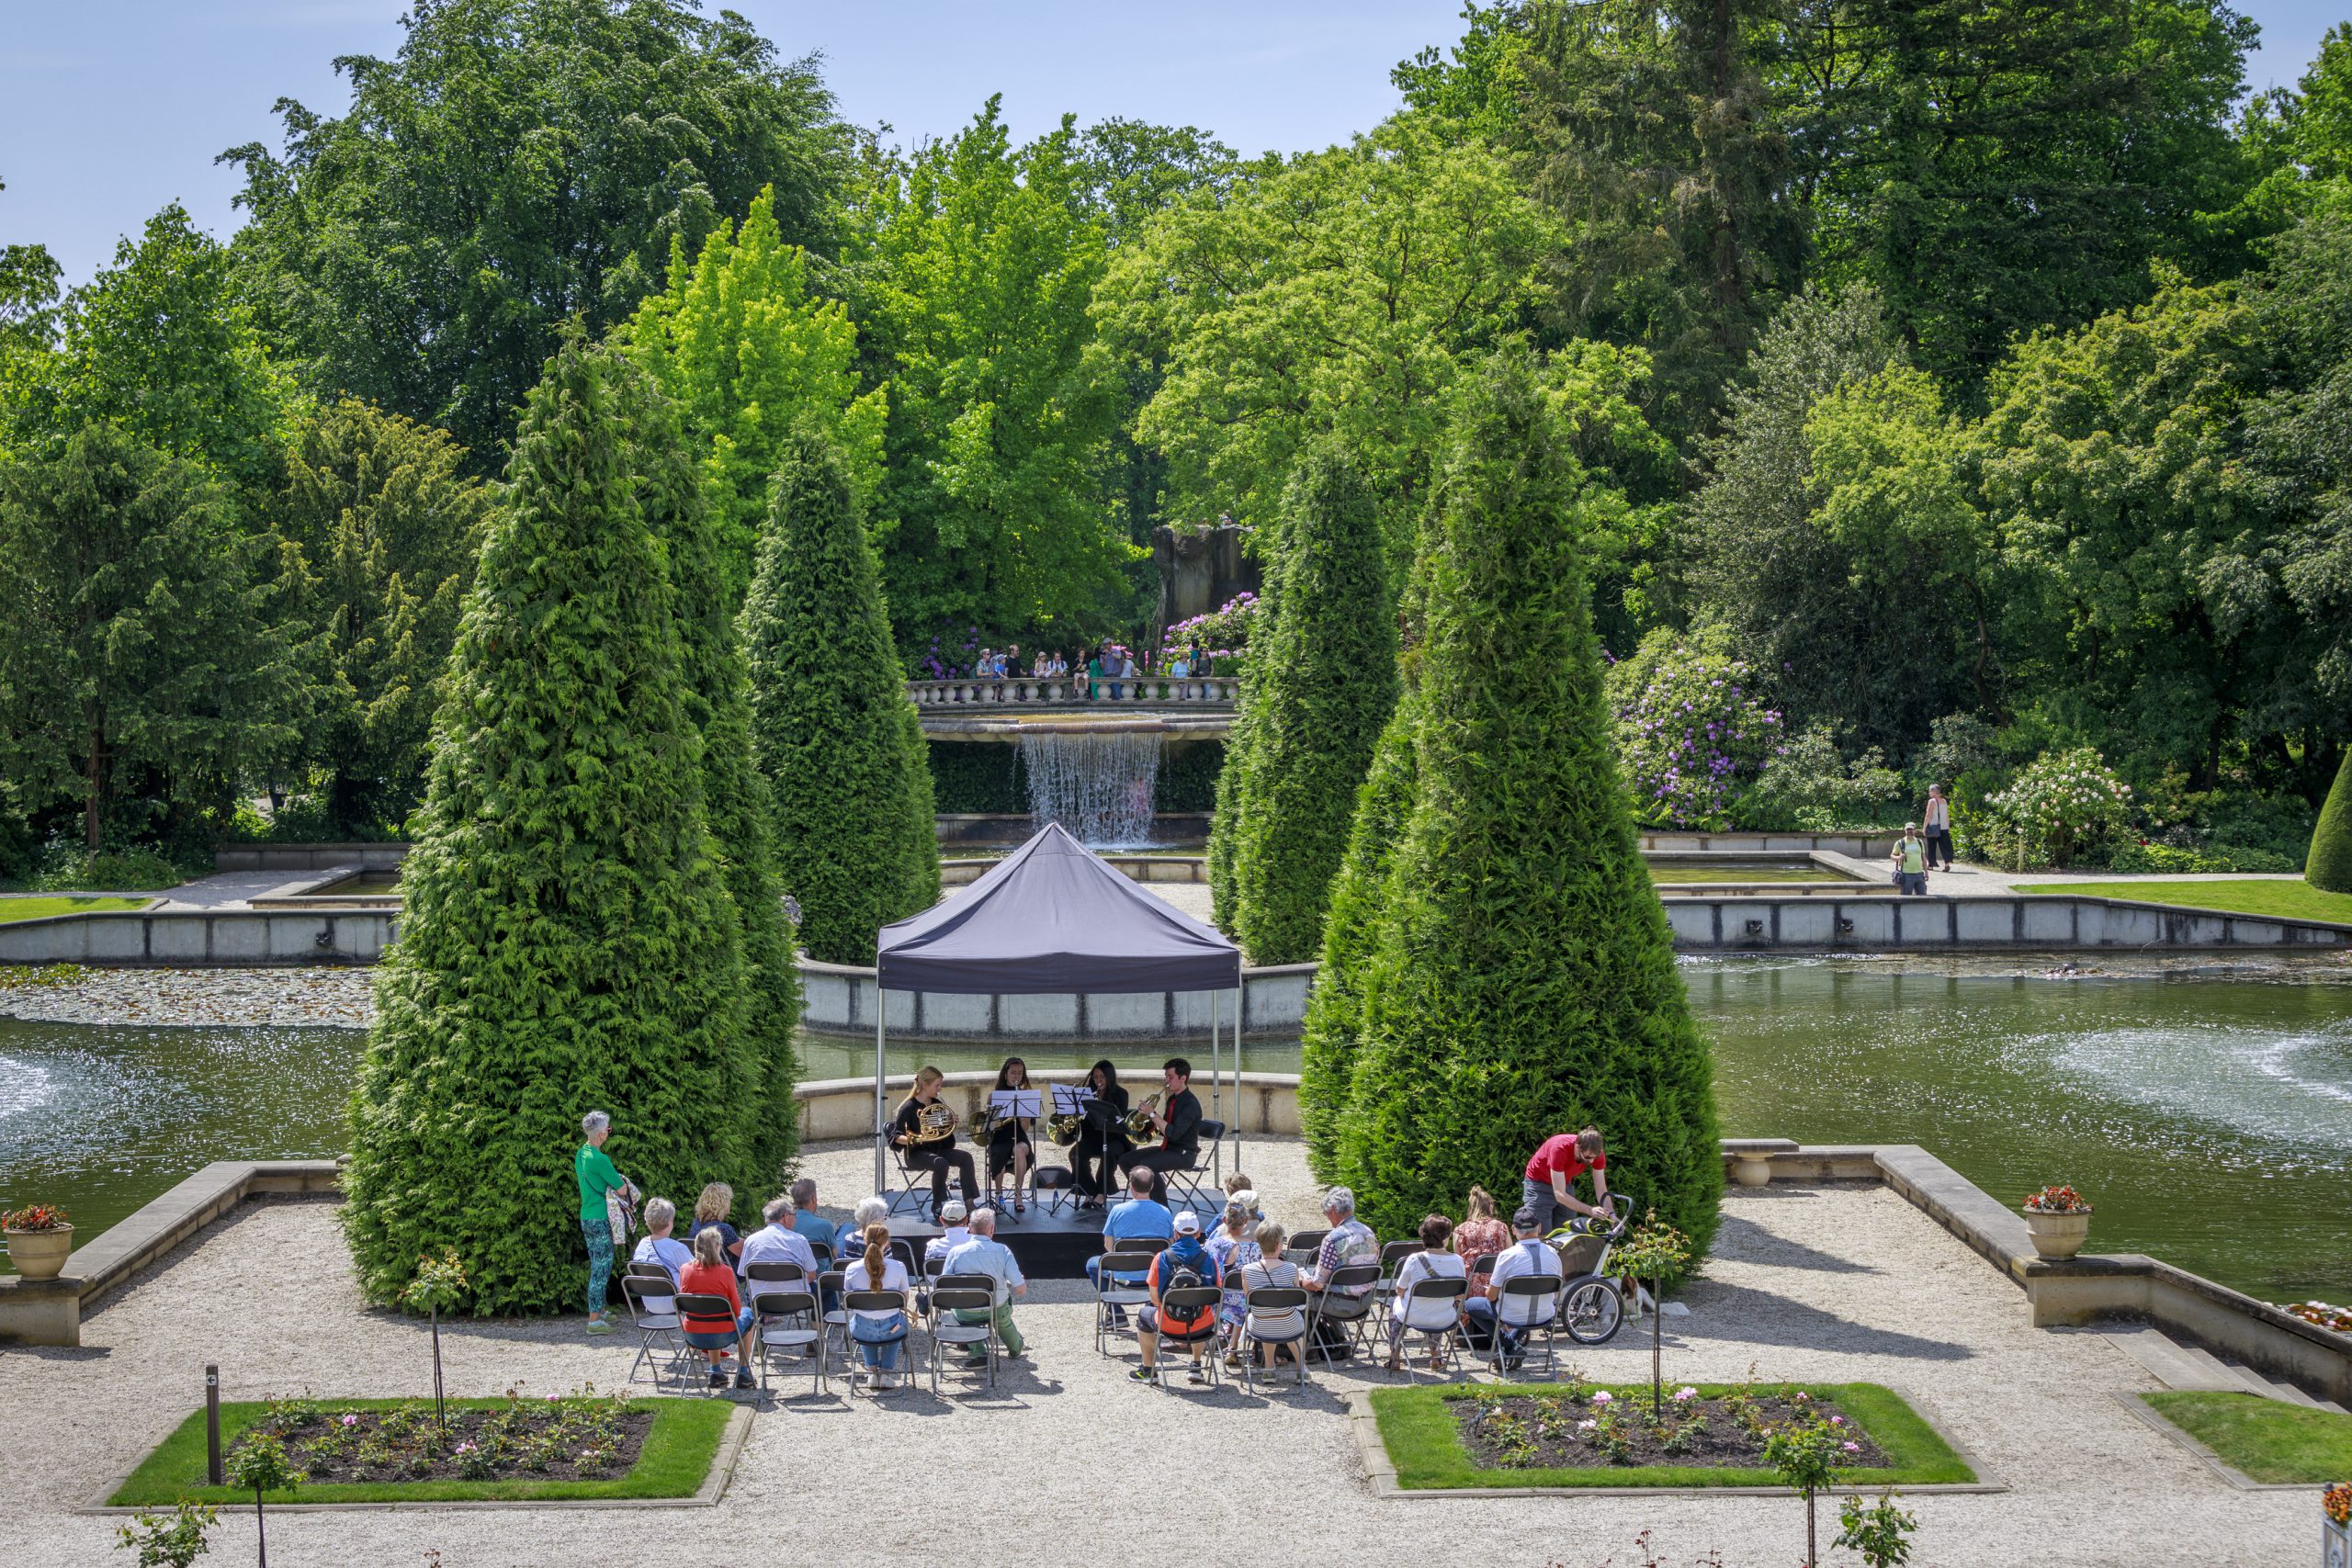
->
[1651, 1274, 1664, 1414]
[84, 723, 107, 852]
[1805, 1487, 1816, 1566]
[432, 1308, 447, 1431]
[254, 1491, 267, 1568]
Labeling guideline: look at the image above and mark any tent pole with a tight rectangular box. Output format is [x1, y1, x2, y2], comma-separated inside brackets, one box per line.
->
[873, 981, 887, 1198]
[1210, 989, 1221, 1185]
[1231, 984, 1243, 1172]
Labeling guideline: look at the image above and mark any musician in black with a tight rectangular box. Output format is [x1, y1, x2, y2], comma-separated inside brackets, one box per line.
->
[986, 1055, 1037, 1217]
[891, 1065, 978, 1215]
[1072, 1058, 1131, 1211]
[1119, 1057, 1202, 1207]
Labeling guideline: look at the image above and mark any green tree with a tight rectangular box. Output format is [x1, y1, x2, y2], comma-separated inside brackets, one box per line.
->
[343, 340, 754, 1314]
[225, 1434, 298, 1568]
[741, 427, 939, 964]
[2312, 750, 2352, 893]
[1229, 449, 1399, 964]
[850, 100, 1132, 643]
[625, 185, 888, 604]
[223, 0, 847, 467]
[275, 400, 492, 834]
[1336, 352, 1722, 1248]
[0, 429, 311, 852]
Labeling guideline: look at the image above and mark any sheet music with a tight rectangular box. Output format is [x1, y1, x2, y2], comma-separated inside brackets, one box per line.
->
[990, 1089, 1041, 1118]
[1049, 1083, 1095, 1114]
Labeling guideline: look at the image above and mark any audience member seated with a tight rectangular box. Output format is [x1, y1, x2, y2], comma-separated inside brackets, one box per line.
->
[843, 1222, 913, 1390]
[1203, 1198, 1261, 1365]
[787, 1178, 835, 1256]
[678, 1225, 758, 1391]
[924, 1199, 974, 1275]
[1302, 1185, 1378, 1297]
[738, 1192, 820, 1286]
[1085, 1167, 1173, 1328]
[1133, 1210, 1223, 1384]
[1385, 1213, 1468, 1372]
[688, 1181, 743, 1264]
[1238, 1220, 1306, 1371]
[1462, 1206, 1564, 1371]
[941, 1206, 1028, 1360]
[629, 1198, 693, 1285]
[1451, 1184, 1511, 1280]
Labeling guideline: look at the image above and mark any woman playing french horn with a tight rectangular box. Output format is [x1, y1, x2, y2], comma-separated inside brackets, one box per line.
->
[890, 1065, 978, 1217]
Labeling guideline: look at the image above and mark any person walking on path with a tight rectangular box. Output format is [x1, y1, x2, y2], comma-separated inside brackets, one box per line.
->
[1893, 823, 1929, 895]
[1923, 785, 1955, 871]
[575, 1110, 638, 1335]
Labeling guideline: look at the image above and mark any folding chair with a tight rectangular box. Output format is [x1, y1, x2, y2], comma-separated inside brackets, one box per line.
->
[1374, 1240, 1422, 1303]
[750, 1288, 826, 1398]
[1033, 1165, 1076, 1218]
[817, 1269, 850, 1359]
[1159, 1120, 1227, 1212]
[619, 1273, 690, 1388]
[744, 1259, 807, 1291]
[926, 1278, 999, 1393]
[1148, 1286, 1226, 1391]
[1304, 1264, 1383, 1368]
[1283, 1228, 1329, 1269]
[1487, 1275, 1565, 1380]
[1093, 1250, 1159, 1354]
[841, 1289, 911, 1395]
[1240, 1286, 1310, 1393]
[624, 1257, 675, 1283]
[672, 1291, 741, 1393]
[887, 1143, 943, 1221]
[1385, 1275, 1470, 1382]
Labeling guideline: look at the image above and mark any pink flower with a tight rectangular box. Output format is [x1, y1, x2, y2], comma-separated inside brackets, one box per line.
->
[339, 1413, 359, 1427]
[1828, 1415, 1843, 1425]
[1591, 1390, 1613, 1404]
[1841, 1440, 1861, 1453]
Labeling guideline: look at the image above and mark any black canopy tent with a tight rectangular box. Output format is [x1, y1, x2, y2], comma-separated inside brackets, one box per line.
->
[871, 821, 1245, 1194]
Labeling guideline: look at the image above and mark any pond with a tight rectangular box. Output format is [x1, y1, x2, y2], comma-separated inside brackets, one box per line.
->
[6, 958, 2348, 1303]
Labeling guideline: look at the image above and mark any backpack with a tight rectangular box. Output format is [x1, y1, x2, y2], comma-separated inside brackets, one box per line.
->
[1156, 1251, 1216, 1331]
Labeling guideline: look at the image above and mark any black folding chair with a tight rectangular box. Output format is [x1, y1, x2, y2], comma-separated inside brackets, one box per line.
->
[1149, 1286, 1227, 1390]
[927, 1277, 1000, 1393]
[1374, 1239, 1422, 1303]
[1159, 1120, 1227, 1212]
[1385, 1275, 1470, 1382]
[841, 1289, 911, 1395]
[619, 1273, 689, 1388]
[1093, 1250, 1159, 1355]
[750, 1288, 826, 1398]
[671, 1292, 741, 1393]
[1240, 1286, 1310, 1393]
[1283, 1228, 1329, 1269]
[1305, 1263, 1383, 1367]
[1487, 1274, 1565, 1379]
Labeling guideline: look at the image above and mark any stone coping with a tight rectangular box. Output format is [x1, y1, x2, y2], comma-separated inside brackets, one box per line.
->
[83, 1404, 753, 1515]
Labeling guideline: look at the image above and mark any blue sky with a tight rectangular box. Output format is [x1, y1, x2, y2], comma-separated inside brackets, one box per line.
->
[4, 1, 2345, 288]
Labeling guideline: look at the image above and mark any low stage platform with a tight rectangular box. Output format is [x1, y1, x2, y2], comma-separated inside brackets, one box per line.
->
[872, 1188, 1228, 1280]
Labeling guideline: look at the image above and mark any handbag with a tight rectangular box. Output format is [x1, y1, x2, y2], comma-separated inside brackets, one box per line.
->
[605, 1185, 634, 1247]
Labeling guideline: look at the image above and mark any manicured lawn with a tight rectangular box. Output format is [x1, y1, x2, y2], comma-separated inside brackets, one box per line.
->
[2143, 1391, 2352, 1483]
[0, 895, 153, 924]
[2014, 878, 2352, 925]
[109, 1397, 733, 1506]
[1369, 1382, 1974, 1491]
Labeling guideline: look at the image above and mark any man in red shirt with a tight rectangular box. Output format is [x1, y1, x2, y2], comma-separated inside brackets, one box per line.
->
[1521, 1126, 1611, 1235]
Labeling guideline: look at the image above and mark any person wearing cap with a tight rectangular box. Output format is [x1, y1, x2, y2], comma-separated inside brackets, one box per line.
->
[1464, 1205, 1566, 1370]
[1132, 1208, 1224, 1384]
[1892, 821, 1929, 895]
[922, 1199, 974, 1270]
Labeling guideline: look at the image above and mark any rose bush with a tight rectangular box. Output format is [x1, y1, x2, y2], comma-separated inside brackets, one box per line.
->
[1982, 748, 2133, 869]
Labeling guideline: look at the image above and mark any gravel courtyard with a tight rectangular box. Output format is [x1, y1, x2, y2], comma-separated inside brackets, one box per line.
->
[0, 1136, 2306, 1568]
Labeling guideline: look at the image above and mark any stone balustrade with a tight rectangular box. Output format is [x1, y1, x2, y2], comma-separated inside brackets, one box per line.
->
[906, 675, 1240, 708]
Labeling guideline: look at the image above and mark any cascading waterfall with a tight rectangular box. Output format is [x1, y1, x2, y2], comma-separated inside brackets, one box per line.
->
[1018, 730, 1163, 847]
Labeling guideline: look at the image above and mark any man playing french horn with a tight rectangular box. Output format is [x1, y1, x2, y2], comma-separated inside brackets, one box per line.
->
[1118, 1057, 1203, 1207]
[891, 1065, 978, 1217]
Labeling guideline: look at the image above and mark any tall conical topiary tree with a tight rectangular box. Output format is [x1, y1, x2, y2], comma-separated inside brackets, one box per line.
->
[1338, 352, 1722, 1253]
[742, 428, 939, 964]
[1206, 592, 1276, 935]
[636, 385, 803, 1191]
[1232, 449, 1397, 964]
[2311, 749, 2352, 893]
[344, 339, 754, 1314]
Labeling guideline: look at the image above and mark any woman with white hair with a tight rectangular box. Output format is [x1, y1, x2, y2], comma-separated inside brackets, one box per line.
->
[574, 1111, 638, 1335]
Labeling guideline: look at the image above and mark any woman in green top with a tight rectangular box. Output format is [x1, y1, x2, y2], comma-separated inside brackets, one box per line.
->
[575, 1111, 637, 1333]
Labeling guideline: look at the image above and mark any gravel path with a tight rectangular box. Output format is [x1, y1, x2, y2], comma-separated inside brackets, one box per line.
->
[0, 1138, 2303, 1567]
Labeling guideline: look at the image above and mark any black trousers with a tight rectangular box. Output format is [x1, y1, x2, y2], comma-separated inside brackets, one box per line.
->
[1119, 1146, 1193, 1206]
[904, 1146, 978, 1213]
[1925, 828, 1954, 870]
[1073, 1133, 1129, 1197]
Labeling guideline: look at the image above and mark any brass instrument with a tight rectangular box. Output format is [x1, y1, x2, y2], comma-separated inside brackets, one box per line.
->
[1123, 1090, 1164, 1141]
[905, 1100, 957, 1146]
[1046, 1111, 1085, 1147]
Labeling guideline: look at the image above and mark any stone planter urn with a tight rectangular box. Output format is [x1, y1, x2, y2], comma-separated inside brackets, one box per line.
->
[2021, 1208, 2091, 1260]
[4, 1224, 74, 1280]
[2324, 1512, 2347, 1568]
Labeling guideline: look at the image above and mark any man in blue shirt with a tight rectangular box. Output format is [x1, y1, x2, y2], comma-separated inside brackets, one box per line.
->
[787, 1179, 835, 1258]
[1085, 1167, 1172, 1327]
[941, 1207, 1028, 1359]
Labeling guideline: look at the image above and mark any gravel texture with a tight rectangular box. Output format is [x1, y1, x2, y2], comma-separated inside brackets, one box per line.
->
[0, 1138, 2305, 1567]
[0, 965, 377, 1027]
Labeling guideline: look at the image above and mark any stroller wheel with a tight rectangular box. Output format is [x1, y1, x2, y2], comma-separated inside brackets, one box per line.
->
[1558, 1276, 1625, 1345]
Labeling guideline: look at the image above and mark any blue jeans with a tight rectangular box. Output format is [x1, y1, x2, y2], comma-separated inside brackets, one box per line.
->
[852, 1312, 907, 1370]
[582, 1216, 615, 1315]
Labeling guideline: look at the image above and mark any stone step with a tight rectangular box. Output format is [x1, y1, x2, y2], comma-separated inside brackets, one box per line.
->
[2097, 1326, 2245, 1391]
[2234, 1367, 2324, 1411]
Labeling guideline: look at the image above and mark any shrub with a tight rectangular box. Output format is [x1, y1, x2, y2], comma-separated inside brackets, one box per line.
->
[741, 427, 940, 964]
[342, 340, 758, 1315]
[1981, 748, 2133, 869]
[31, 848, 183, 892]
[1608, 628, 1785, 829]
[2312, 750, 2352, 894]
[2108, 840, 2301, 874]
[1747, 722, 1905, 831]
[1161, 591, 1259, 671]
[1229, 448, 1398, 965]
[1335, 353, 1722, 1251]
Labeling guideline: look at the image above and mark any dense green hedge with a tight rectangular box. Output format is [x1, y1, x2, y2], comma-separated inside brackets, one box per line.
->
[2312, 751, 2352, 894]
[1335, 354, 1723, 1253]
[742, 429, 939, 964]
[344, 342, 759, 1314]
[1230, 449, 1397, 964]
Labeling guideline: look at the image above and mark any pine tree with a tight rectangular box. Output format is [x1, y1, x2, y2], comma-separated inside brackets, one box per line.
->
[634, 382, 803, 1191]
[1205, 672, 1262, 936]
[2311, 750, 2352, 893]
[742, 427, 939, 964]
[1232, 448, 1397, 964]
[1338, 352, 1722, 1252]
[342, 340, 753, 1314]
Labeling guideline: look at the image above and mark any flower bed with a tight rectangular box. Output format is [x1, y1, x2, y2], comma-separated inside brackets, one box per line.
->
[1369, 1379, 1974, 1491]
[109, 1387, 734, 1507]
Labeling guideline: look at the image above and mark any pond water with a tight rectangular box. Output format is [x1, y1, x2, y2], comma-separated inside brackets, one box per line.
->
[6, 958, 2348, 1303]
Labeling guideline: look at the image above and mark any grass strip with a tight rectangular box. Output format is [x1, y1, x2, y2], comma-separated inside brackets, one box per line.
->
[2143, 1391, 2352, 1483]
[1369, 1382, 1974, 1491]
[109, 1397, 733, 1507]
[0, 896, 154, 924]
[2012, 878, 2352, 925]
